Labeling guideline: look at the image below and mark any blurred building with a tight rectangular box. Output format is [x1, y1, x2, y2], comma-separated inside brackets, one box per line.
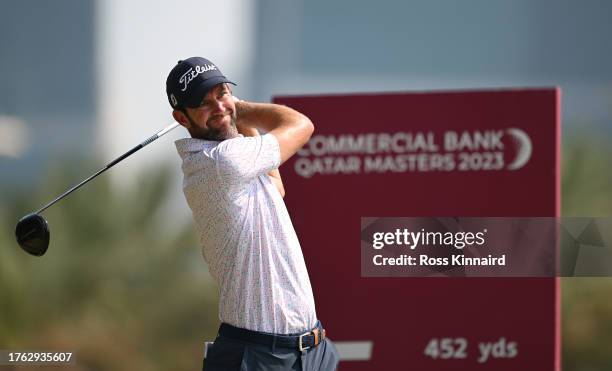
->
[1, 0, 612, 216]
[0, 0, 95, 184]
[252, 0, 612, 130]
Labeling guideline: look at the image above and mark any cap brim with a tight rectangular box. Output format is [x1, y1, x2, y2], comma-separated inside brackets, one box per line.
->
[184, 77, 237, 108]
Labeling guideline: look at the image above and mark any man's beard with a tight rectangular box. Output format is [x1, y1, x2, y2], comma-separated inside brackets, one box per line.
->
[204, 114, 239, 141]
[188, 112, 239, 141]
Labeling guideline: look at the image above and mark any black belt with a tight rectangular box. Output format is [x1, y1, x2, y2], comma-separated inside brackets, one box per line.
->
[218, 322, 327, 352]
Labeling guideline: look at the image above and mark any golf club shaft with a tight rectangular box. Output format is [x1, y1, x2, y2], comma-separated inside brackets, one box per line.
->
[35, 122, 180, 215]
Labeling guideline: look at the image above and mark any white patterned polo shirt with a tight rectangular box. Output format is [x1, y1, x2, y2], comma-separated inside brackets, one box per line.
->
[175, 133, 317, 334]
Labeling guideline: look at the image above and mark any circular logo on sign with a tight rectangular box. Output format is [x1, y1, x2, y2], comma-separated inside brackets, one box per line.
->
[505, 128, 532, 170]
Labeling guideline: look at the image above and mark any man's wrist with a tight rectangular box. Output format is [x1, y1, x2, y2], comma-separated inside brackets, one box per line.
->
[234, 98, 259, 136]
[233, 96, 247, 120]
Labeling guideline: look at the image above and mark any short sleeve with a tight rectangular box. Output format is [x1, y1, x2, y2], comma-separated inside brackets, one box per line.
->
[213, 133, 281, 184]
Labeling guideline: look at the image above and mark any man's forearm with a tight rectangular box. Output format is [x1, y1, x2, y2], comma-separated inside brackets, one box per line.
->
[235, 101, 299, 132]
[235, 100, 313, 165]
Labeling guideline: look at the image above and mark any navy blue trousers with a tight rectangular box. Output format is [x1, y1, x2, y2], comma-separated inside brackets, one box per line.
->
[203, 330, 340, 370]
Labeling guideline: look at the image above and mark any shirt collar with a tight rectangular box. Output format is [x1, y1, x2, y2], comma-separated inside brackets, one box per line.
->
[174, 135, 244, 158]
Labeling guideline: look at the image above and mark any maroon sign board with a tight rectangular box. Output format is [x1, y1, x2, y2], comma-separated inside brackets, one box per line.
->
[274, 88, 560, 370]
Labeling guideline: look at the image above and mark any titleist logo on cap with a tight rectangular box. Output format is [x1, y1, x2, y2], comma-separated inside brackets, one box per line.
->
[179, 64, 218, 91]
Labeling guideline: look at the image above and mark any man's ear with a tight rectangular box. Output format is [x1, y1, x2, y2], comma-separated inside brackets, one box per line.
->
[172, 110, 190, 129]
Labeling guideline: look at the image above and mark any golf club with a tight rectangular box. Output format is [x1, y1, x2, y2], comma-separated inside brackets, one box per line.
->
[15, 122, 180, 256]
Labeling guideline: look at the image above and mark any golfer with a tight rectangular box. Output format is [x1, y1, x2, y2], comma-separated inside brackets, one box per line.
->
[166, 57, 339, 370]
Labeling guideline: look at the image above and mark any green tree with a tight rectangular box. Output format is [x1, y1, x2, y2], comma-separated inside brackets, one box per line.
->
[1, 160, 219, 371]
[562, 131, 612, 371]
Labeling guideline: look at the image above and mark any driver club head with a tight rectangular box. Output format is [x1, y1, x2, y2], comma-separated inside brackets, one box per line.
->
[11, 123, 180, 258]
[15, 213, 50, 256]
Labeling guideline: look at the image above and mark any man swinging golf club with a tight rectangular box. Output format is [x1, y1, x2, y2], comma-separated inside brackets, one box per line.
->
[167, 57, 339, 371]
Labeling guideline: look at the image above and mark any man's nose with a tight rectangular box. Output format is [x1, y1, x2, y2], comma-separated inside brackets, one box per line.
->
[213, 98, 226, 113]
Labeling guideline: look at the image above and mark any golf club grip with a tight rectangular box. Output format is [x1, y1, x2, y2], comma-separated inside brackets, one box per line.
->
[34, 123, 179, 215]
[105, 131, 164, 168]
[106, 144, 144, 169]
[106, 122, 181, 169]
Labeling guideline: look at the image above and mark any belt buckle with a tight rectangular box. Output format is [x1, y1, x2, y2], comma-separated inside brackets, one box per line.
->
[298, 331, 311, 352]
